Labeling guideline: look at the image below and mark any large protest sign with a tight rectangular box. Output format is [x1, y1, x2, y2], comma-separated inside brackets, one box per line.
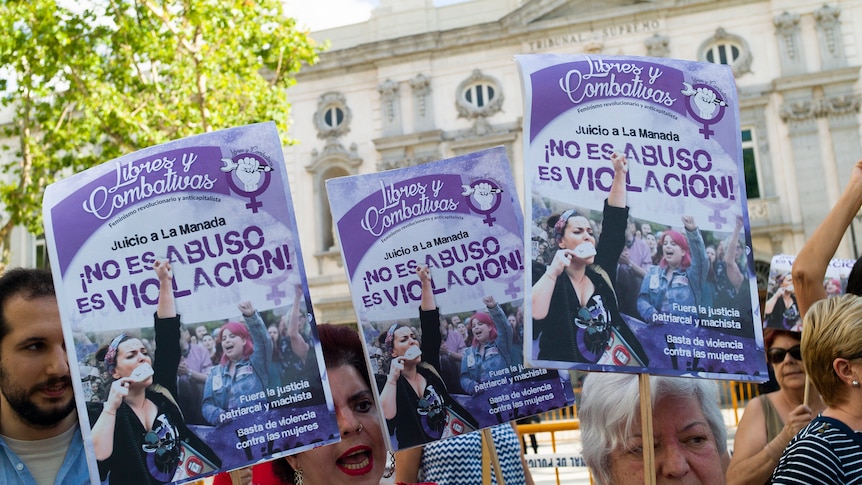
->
[764, 254, 855, 331]
[517, 54, 766, 381]
[43, 123, 338, 483]
[327, 147, 575, 450]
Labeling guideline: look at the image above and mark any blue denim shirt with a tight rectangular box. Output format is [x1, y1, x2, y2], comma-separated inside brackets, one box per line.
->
[637, 228, 707, 323]
[0, 424, 90, 485]
[202, 312, 273, 425]
[459, 304, 513, 394]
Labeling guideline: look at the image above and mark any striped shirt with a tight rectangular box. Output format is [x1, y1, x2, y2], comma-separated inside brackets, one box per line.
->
[771, 415, 862, 484]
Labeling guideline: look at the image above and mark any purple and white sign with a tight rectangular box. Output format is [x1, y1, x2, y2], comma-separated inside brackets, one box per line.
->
[43, 123, 338, 483]
[517, 54, 766, 381]
[327, 147, 574, 450]
[764, 254, 855, 332]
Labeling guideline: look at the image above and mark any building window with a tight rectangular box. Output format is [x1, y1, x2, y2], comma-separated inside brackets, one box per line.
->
[323, 106, 344, 129]
[705, 43, 741, 65]
[314, 92, 352, 141]
[698, 28, 752, 77]
[463, 83, 495, 109]
[741, 129, 760, 200]
[455, 69, 504, 119]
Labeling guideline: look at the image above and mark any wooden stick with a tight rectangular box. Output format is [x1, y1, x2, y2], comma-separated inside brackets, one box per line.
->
[803, 374, 811, 407]
[639, 373, 656, 485]
[482, 427, 507, 485]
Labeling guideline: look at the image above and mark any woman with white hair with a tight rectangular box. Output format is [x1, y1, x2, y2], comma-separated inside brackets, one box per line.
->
[579, 372, 729, 484]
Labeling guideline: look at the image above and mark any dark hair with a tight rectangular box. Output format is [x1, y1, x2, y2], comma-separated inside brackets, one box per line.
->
[272, 324, 370, 483]
[0, 267, 55, 343]
[846, 256, 862, 296]
[763, 328, 799, 350]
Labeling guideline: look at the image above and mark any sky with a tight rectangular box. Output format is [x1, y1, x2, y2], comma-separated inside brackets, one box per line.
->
[283, 0, 469, 31]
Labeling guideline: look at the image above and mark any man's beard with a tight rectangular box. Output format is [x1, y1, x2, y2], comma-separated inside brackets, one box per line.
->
[0, 366, 75, 428]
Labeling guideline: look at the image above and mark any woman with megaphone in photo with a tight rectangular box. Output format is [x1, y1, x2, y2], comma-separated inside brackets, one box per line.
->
[88, 260, 220, 484]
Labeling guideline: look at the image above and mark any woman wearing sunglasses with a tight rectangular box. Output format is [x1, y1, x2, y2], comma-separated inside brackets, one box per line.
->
[726, 328, 824, 484]
[89, 260, 220, 483]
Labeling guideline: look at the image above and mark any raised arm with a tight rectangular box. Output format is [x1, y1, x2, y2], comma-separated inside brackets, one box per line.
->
[154, 259, 175, 318]
[794, 159, 862, 317]
[683, 216, 708, 300]
[418, 265, 435, 311]
[485, 296, 512, 367]
[285, 285, 310, 364]
[724, 215, 745, 291]
[153, 260, 180, 395]
[607, 152, 628, 208]
[239, 301, 274, 388]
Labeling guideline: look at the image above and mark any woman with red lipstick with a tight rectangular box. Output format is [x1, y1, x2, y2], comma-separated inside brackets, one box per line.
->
[726, 329, 824, 484]
[88, 260, 220, 484]
[273, 324, 390, 485]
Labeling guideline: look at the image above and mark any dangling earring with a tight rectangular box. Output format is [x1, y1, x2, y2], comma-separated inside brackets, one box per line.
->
[294, 466, 304, 485]
[383, 451, 396, 478]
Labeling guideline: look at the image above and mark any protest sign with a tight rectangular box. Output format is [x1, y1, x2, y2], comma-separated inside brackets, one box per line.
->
[763, 254, 855, 331]
[326, 147, 575, 450]
[43, 123, 338, 483]
[517, 54, 766, 381]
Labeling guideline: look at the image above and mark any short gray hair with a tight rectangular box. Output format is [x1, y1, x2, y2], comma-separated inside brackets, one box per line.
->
[578, 373, 727, 485]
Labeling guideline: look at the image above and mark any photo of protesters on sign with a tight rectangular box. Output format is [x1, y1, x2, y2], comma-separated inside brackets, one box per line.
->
[327, 147, 575, 450]
[42, 123, 338, 483]
[763, 254, 855, 331]
[517, 54, 766, 381]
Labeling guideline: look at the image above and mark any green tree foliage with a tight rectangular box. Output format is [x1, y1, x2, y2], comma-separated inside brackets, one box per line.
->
[0, 0, 322, 266]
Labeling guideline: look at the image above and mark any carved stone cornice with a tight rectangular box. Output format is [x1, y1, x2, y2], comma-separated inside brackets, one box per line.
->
[780, 93, 861, 122]
[645, 33, 669, 58]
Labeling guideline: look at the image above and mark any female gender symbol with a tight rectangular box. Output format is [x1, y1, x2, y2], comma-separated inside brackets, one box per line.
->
[220, 153, 273, 213]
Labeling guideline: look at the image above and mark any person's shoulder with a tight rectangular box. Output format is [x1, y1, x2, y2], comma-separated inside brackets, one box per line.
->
[190, 343, 208, 354]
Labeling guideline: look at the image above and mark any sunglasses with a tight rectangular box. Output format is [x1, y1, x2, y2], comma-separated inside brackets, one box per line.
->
[767, 344, 802, 364]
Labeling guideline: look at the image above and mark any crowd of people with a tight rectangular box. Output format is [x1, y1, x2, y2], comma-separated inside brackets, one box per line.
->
[531, 153, 754, 366]
[9, 150, 862, 485]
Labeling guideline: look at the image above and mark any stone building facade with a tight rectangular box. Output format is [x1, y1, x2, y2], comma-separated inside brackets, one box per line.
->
[281, 0, 862, 323]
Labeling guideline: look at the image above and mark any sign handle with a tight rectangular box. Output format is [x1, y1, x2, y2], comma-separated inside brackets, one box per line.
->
[482, 427, 507, 485]
[639, 373, 656, 485]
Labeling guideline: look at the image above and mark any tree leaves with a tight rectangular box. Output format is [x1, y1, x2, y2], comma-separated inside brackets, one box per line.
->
[0, 0, 322, 267]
